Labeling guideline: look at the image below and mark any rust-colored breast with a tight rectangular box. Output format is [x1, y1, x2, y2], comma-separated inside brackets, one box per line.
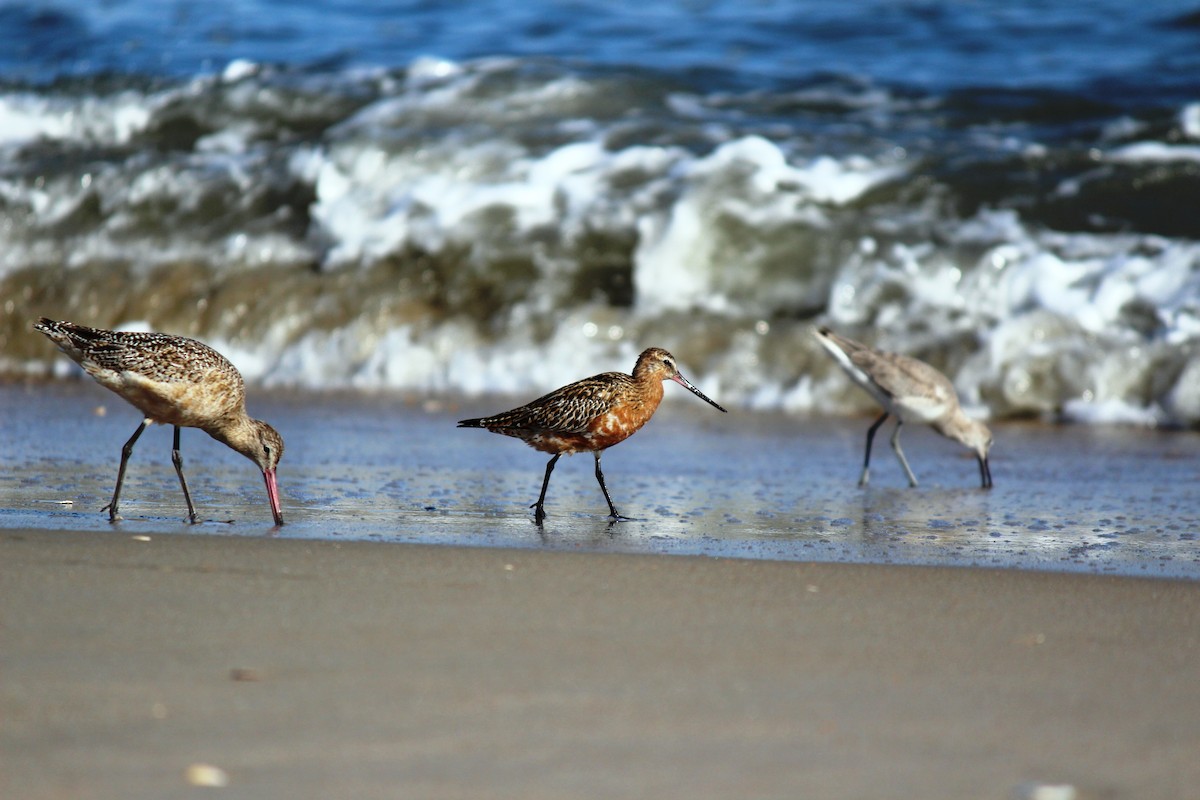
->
[480, 365, 667, 455]
[584, 402, 651, 450]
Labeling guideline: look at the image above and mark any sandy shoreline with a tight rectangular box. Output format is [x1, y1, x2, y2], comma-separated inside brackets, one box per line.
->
[4, 528, 1199, 799]
[4, 380, 1200, 580]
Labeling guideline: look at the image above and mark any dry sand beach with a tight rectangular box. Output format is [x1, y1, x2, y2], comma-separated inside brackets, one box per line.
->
[4, 530, 1199, 800]
[3, 380, 1200, 799]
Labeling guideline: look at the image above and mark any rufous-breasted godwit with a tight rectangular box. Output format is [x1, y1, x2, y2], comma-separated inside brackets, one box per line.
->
[35, 318, 285, 525]
[815, 326, 993, 488]
[458, 347, 727, 521]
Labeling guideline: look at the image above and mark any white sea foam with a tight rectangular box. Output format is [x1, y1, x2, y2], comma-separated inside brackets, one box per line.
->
[1063, 397, 1164, 426]
[221, 59, 261, 83]
[636, 136, 902, 315]
[1183, 103, 1200, 139]
[264, 312, 677, 400]
[1108, 141, 1200, 163]
[303, 124, 901, 291]
[0, 93, 151, 148]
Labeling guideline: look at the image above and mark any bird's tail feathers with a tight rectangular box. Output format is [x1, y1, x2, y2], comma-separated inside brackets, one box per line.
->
[35, 318, 99, 347]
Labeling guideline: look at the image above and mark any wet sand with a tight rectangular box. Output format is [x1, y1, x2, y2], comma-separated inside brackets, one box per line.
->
[4, 380, 1199, 579]
[4, 528, 1199, 799]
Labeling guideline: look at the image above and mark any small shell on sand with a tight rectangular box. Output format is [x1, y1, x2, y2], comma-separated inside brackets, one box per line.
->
[184, 763, 229, 787]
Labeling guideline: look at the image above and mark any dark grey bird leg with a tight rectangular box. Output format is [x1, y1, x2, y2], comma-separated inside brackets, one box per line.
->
[170, 425, 199, 524]
[102, 418, 149, 522]
[859, 412, 889, 487]
[531, 453, 561, 523]
[593, 451, 623, 520]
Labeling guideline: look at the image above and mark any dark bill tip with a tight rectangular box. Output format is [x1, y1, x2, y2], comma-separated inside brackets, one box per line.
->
[672, 374, 728, 413]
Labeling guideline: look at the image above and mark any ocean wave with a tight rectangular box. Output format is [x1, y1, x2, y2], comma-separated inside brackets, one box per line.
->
[3, 57, 1200, 428]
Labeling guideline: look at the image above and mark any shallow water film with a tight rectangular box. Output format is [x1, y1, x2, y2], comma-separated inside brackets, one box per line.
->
[4, 382, 1197, 580]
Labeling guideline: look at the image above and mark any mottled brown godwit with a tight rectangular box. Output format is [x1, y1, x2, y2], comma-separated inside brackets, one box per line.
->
[815, 326, 993, 488]
[458, 347, 727, 521]
[35, 318, 285, 525]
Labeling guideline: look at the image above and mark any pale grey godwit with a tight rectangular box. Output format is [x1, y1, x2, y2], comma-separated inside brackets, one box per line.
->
[34, 318, 285, 525]
[458, 347, 727, 521]
[815, 326, 993, 488]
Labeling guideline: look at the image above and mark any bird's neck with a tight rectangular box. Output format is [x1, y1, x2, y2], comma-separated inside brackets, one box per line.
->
[635, 374, 665, 410]
[205, 413, 260, 462]
[932, 409, 974, 444]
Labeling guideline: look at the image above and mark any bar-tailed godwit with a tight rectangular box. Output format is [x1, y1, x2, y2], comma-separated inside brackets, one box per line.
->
[815, 327, 993, 488]
[35, 318, 285, 525]
[458, 347, 727, 521]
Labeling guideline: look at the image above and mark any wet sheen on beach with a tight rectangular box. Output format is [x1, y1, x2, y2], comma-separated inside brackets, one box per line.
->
[4, 381, 1197, 580]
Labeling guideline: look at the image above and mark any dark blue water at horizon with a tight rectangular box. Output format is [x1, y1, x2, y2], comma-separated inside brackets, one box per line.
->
[4, 0, 1200, 98]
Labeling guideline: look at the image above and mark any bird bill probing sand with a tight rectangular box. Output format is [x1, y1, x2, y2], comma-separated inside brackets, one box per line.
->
[814, 327, 993, 489]
[35, 318, 285, 525]
[458, 347, 727, 522]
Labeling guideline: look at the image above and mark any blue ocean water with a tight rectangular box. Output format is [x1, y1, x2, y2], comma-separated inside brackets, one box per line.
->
[4, 0, 1199, 94]
[3, 0, 1200, 425]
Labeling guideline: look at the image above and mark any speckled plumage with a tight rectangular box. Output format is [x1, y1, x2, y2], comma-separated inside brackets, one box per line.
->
[459, 347, 727, 521]
[35, 318, 285, 525]
[815, 327, 993, 488]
